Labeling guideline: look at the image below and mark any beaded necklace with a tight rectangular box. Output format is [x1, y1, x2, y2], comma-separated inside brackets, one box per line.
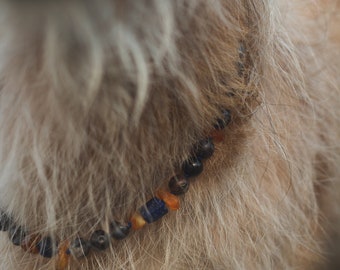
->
[0, 108, 231, 270]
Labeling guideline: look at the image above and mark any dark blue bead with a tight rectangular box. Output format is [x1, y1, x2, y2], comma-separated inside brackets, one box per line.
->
[8, 226, 26, 246]
[0, 212, 11, 231]
[37, 237, 58, 258]
[214, 109, 231, 130]
[194, 138, 215, 160]
[182, 158, 203, 178]
[69, 237, 91, 258]
[139, 197, 168, 223]
[90, 230, 110, 250]
[109, 221, 131, 240]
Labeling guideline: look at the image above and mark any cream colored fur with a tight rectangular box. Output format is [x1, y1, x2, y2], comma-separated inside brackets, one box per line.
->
[0, 0, 339, 269]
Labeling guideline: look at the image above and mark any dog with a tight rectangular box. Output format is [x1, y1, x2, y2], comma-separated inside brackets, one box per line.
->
[0, 0, 339, 269]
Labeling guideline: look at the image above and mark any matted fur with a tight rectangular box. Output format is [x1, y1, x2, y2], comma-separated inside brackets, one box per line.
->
[0, 0, 339, 269]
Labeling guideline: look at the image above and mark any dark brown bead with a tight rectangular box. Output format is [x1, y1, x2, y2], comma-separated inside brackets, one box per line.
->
[8, 226, 26, 246]
[109, 221, 131, 240]
[68, 237, 91, 258]
[90, 230, 110, 250]
[182, 158, 203, 178]
[21, 234, 41, 254]
[168, 176, 189, 195]
[194, 138, 214, 160]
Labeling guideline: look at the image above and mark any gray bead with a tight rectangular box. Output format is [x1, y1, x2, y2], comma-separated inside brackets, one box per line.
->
[90, 230, 110, 250]
[69, 237, 91, 258]
[8, 226, 26, 246]
[109, 221, 131, 240]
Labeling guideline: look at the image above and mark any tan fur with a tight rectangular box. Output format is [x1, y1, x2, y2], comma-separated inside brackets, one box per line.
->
[0, 0, 339, 269]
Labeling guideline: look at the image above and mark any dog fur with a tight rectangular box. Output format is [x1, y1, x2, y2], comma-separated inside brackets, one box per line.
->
[0, 0, 339, 269]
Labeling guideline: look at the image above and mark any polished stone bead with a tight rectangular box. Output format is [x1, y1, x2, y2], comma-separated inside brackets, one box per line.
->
[90, 230, 110, 250]
[168, 175, 189, 195]
[214, 109, 231, 130]
[56, 241, 70, 270]
[130, 213, 146, 230]
[195, 138, 215, 160]
[37, 236, 58, 258]
[68, 237, 91, 258]
[156, 190, 180, 210]
[109, 221, 131, 240]
[182, 158, 203, 178]
[139, 197, 168, 223]
[0, 212, 11, 231]
[21, 234, 41, 254]
[8, 226, 26, 246]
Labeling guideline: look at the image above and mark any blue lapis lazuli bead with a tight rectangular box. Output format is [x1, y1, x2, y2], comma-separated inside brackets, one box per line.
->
[139, 197, 168, 223]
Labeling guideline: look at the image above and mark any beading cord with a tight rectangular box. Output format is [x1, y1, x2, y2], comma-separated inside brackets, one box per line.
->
[0, 109, 231, 269]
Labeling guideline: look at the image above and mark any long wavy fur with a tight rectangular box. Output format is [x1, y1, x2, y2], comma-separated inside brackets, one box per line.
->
[0, 0, 339, 269]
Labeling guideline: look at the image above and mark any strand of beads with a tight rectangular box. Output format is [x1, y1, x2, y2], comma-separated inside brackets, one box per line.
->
[0, 109, 231, 270]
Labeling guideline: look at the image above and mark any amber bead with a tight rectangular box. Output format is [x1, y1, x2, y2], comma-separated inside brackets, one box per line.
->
[109, 221, 131, 240]
[214, 109, 231, 130]
[56, 241, 70, 270]
[156, 190, 180, 211]
[182, 158, 203, 178]
[68, 237, 90, 258]
[209, 129, 225, 143]
[168, 175, 189, 195]
[90, 230, 110, 250]
[8, 226, 26, 246]
[195, 138, 215, 160]
[37, 236, 58, 258]
[21, 234, 41, 254]
[131, 213, 146, 230]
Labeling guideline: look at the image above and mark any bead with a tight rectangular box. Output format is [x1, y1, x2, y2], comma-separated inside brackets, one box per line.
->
[194, 138, 215, 160]
[182, 158, 203, 178]
[209, 129, 225, 143]
[168, 175, 189, 195]
[139, 197, 168, 223]
[109, 221, 131, 240]
[214, 109, 231, 130]
[56, 241, 70, 270]
[8, 226, 26, 246]
[21, 234, 41, 254]
[0, 212, 11, 231]
[68, 237, 90, 258]
[130, 213, 146, 230]
[156, 190, 180, 211]
[37, 236, 58, 258]
[90, 230, 110, 250]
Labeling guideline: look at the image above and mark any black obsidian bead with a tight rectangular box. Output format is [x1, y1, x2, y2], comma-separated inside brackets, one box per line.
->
[195, 138, 215, 160]
[37, 236, 58, 258]
[109, 221, 131, 240]
[182, 158, 203, 178]
[139, 197, 168, 223]
[168, 175, 190, 195]
[214, 109, 231, 130]
[8, 226, 26, 246]
[68, 237, 91, 258]
[0, 212, 11, 231]
[90, 230, 110, 250]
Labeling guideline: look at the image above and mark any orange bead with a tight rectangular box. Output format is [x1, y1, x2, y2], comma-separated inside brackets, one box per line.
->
[131, 213, 146, 230]
[156, 190, 180, 211]
[21, 234, 41, 254]
[56, 241, 70, 270]
[209, 129, 225, 143]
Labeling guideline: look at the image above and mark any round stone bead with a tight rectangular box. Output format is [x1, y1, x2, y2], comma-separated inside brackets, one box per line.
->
[182, 158, 203, 178]
[37, 236, 58, 258]
[168, 176, 189, 195]
[195, 138, 215, 160]
[8, 226, 26, 246]
[90, 230, 110, 250]
[109, 221, 131, 240]
[68, 237, 91, 258]
[214, 109, 231, 130]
